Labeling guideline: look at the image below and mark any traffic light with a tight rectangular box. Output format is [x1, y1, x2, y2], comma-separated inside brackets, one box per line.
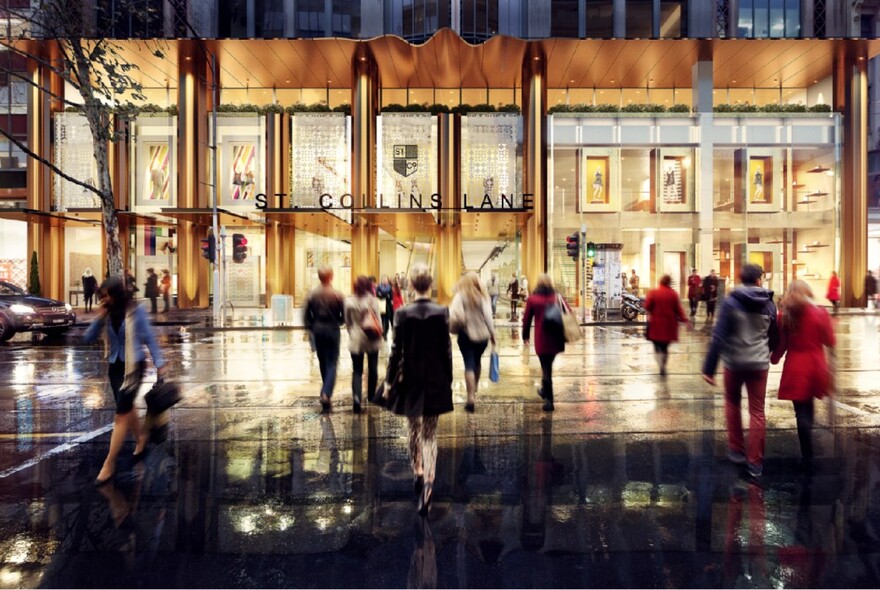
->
[232, 233, 248, 263]
[200, 234, 215, 263]
[586, 241, 597, 258]
[566, 233, 580, 260]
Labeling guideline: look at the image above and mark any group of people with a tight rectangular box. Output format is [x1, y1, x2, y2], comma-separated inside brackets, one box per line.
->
[82, 268, 171, 314]
[645, 263, 835, 480]
[686, 268, 720, 321]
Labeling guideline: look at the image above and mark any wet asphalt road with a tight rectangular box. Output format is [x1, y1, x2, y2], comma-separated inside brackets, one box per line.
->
[1, 310, 879, 588]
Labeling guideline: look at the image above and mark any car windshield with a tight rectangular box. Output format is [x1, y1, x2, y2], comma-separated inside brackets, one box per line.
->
[0, 282, 26, 296]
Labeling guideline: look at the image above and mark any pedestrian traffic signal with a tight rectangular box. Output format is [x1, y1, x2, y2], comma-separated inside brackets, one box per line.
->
[566, 233, 580, 260]
[232, 233, 248, 263]
[200, 234, 215, 263]
[586, 241, 597, 258]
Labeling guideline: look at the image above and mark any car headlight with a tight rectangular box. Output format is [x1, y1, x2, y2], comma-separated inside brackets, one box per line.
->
[64, 303, 72, 312]
[9, 304, 36, 315]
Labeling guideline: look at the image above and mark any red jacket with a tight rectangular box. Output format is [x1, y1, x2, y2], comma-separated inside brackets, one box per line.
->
[771, 304, 835, 401]
[522, 290, 568, 356]
[826, 275, 840, 302]
[645, 285, 688, 343]
[687, 274, 702, 299]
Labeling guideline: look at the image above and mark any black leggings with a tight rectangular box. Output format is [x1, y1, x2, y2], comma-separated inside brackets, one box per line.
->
[539, 354, 557, 398]
[793, 400, 814, 459]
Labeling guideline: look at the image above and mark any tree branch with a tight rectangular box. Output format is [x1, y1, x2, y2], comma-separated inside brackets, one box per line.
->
[0, 127, 108, 203]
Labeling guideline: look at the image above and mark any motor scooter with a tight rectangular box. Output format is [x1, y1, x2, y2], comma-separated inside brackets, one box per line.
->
[621, 292, 647, 321]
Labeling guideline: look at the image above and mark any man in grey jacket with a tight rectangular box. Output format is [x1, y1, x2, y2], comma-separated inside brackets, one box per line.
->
[702, 264, 779, 479]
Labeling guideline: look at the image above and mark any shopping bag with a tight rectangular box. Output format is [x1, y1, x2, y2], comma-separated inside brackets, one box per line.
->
[489, 349, 500, 383]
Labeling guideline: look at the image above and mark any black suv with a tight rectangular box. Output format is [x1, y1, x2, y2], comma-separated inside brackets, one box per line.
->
[0, 281, 77, 341]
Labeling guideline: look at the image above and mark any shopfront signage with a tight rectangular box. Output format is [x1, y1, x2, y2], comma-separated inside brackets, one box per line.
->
[255, 192, 533, 211]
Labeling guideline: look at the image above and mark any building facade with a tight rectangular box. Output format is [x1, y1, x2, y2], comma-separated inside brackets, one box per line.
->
[0, 0, 878, 309]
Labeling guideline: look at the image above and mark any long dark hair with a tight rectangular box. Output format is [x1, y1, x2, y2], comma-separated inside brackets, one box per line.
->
[103, 276, 132, 315]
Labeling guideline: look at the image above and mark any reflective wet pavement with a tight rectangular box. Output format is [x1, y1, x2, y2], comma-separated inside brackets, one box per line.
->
[1, 313, 880, 588]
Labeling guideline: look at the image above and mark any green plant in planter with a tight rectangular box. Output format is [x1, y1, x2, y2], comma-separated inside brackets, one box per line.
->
[468, 103, 497, 113]
[808, 103, 832, 112]
[595, 103, 620, 113]
[381, 103, 407, 113]
[451, 103, 473, 114]
[262, 103, 285, 115]
[427, 103, 451, 114]
[497, 103, 521, 113]
[668, 103, 692, 113]
[332, 104, 352, 115]
[28, 251, 41, 297]
[403, 103, 427, 112]
[548, 104, 571, 114]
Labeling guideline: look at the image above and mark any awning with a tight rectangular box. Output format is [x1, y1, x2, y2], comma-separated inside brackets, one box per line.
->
[460, 209, 531, 239]
[160, 207, 263, 227]
[0, 207, 101, 227]
[260, 208, 351, 238]
[359, 209, 438, 241]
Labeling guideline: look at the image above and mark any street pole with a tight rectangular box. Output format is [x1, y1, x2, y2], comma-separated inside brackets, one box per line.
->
[580, 223, 587, 322]
[210, 52, 221, 325]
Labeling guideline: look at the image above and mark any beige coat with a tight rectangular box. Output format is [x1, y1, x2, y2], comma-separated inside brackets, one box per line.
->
[449, 293, 495, 343]
[344, 295, 383, 354]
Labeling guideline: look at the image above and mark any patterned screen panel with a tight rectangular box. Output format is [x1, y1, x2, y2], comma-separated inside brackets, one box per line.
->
[462, 114, 522, 208]
[54, 113, 100, 211]
[377, 114, 438, 214]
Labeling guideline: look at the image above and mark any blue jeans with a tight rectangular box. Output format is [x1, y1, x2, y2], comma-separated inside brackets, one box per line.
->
[457, 334, 489, 376]
[490, 295, 499, 315]
[351, 351, 378, 404]
[313, 329, 340, 397]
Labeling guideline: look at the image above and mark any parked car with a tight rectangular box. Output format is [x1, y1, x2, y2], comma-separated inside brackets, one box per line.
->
[0, 281, 77, 341]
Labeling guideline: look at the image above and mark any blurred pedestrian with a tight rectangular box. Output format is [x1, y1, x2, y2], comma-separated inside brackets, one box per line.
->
[629, 269, 640, 295]
[450, 272, 496, 412]
[344, 276, 383, 414]
[645, 274, 691, 376]
[81, 267, 98, 312]
[507, 273, 520, 320]
[520, 274, 529, 296]
[702, 264, 779, 480]
[702, 269, 719, 323]
[522, 274, 570, 412]
[304, 266, 345, 412]
[865, 270, 878, 310]
[376, 275, 394, 337]
[392, 280, 404, 311]
[687, 268, 702, 317]
[84, 276, 167, 486]
[486, 273, 500, 318]
[771, 280, 835, 471]
[124, 268, 138, 296]
[826, 271, 840, 315]
[160, 269, 172, 313]
[144, 268, 159, 314]
[382, 263, 452, 516]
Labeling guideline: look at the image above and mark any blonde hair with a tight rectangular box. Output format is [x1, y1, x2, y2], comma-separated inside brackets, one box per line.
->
[410, 263, 433, 294]
[780, 280, 814, 333]
[535, 273, 554, 293]
[455, 271, 487, 306]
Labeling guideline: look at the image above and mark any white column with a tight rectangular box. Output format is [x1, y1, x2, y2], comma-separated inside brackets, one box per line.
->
[693, 60, 715, 274]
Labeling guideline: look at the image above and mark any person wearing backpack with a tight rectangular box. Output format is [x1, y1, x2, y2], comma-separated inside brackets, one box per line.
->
[449, 272, 496, 413]
[522, 274, 570, 412]
[344, 275, 383, 414]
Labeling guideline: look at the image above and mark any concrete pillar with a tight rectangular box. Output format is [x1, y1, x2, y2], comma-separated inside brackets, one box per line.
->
[693, 59, 715, 276]
[177, 41, 210, 308]
[835, 49, 868, 306]
[522, 44, 547, 288]
[436, 113, 461, 304]
[351, 50, 379, 281]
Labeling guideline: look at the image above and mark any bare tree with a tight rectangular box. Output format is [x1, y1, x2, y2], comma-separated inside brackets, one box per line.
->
[0, 0, 164, 277]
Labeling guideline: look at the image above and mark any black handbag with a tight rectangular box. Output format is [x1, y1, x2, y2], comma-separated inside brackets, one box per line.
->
[144, 379, 181, 413]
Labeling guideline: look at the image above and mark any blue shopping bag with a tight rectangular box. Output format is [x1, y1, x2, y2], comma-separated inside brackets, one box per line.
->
[489, 350, 500, 383]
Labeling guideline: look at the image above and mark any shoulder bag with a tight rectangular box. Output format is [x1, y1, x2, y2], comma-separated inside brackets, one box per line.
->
[560, 296, 582, 343]
[361, 305, 383, 341]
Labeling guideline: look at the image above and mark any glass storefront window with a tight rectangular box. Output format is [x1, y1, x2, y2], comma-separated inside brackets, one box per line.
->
[659, 1, 686, 38]
[551, 0, 579, 37]
[626, 0, 653, 37]
[585, 0, 613, 38]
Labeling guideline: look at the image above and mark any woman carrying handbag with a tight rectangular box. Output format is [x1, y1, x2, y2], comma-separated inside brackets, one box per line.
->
[344, 275, 383, 414]
[84, 276, 167, 486]
[449, 272, 496, 413]
[522, 274, 570, 412]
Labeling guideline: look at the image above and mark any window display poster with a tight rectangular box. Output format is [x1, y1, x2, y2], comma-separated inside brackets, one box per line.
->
[145, 143, 171, 201]
[230, 143, 257, 200]
[749, 156, 770, 204]
[662, 157, 685, 205]
[54, 113, 100, 210]
[290, 114, 349, 209]
[586, 157, 610, 205]
[462, 114, 521, 208]
[378, 114, 437, 208]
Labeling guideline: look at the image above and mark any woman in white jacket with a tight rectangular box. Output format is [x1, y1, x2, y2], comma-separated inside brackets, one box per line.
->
[450, 272, 496, 412]
[344, 276, 383, 413]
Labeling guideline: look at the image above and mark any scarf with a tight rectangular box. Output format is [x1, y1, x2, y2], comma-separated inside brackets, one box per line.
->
[107, 307, 139, 392]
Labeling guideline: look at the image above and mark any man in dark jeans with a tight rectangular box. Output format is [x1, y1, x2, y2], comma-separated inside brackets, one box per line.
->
[702, 264, 778, 480]
[304, 266, 345, 412]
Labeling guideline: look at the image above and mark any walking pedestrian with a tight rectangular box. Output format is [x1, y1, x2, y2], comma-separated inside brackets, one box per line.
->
[826, 271, 841, 315]
[507, 273, 520, 320]
[770, 280, 835, 472]
[160, 269, 172, 313]
[392, 280, 404, 311]
[629, 269, 640, 295]
[84, 276, 167, 486]
[124, 268, 138, 297]
[303, 266, 345, 412]
[450, 272, 496, 412]
[144, 268, 159, 314]
[864, 270, 878, 310]
[522, 274, 570, 412]
[344, 276, 383, 414]
[645, 274, 691, 376]
[81, 267, 98, 312]
[376, 275, 394, 337]
[486, 274, 500, 318]
[702, 269, 719, 323]
[520, 275, 530, 296]
[382, 263, 453, 516]
[702, 264, 779, 480]
[687, 268, 702, 317]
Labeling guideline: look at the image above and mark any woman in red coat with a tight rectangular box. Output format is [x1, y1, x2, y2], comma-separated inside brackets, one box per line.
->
[826, 271, 840, 315]
[645, 274, 690, 376]
[771, 280, 835, 468]
[522, 274, 570, 412]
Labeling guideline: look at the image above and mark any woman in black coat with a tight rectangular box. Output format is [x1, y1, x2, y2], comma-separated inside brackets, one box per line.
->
[382, 263, 453, 515]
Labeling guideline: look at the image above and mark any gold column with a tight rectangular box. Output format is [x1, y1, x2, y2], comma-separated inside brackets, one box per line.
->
[436, 113, 461, 304]
[522, 44, 547, 287]
[835, 48, 868, 307]
[264, 112, 288, 306]
[176, 41, 210, 308]
[351, 50, 379, 281]
[26, 46, 64, 299]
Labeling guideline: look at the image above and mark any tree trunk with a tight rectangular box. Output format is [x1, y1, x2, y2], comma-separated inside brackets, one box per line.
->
[86, 110, 123, 278]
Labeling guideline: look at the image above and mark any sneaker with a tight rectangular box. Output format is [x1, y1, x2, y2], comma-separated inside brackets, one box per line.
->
[727, 451, 747, 465]
[746, 463, 763, 478]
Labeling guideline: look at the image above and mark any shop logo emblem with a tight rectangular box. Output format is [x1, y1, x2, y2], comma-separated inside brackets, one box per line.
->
[393, 145, 418, 177]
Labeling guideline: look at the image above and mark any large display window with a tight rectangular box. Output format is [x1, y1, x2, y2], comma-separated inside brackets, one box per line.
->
[131, 114, 178, 210]
[53, 113, 100, 211]
[212, 115, 267, 208]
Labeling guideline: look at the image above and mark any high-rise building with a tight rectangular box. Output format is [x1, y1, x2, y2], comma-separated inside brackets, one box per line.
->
[0, 0, 877, 309]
